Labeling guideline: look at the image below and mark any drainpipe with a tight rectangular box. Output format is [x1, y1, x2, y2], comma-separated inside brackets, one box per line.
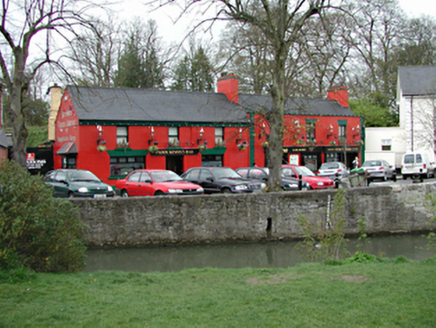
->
[410, 96, 414, 152]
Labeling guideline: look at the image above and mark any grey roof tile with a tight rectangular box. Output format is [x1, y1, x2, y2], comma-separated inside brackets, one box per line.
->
[398, 66, 436, 96]
[68, 86, 250, 124]
[239, 94, 354, 116]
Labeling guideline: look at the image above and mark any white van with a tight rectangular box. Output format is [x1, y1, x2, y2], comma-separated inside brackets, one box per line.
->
[401, 152, 436, 180]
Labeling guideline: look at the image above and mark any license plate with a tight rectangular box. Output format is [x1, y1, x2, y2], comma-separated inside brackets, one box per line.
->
[94, 194, 107, 198]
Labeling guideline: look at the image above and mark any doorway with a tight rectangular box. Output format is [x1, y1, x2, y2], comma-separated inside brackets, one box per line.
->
[166, 156, 184, 175]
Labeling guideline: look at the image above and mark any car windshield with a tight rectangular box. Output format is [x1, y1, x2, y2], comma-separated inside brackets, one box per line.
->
[293, 166, 316, 177]
[362, 161, 382, 167]
[150, 171, 182, 182]
[320, 163, 339, 170]
[68, 170, 100, 182]
[210, 167, 241, 179]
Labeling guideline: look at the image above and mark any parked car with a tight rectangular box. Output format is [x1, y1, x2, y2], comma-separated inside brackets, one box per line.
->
[181, 167, 266, 194]
[281, 165, 335, 190]
[115, 169, 204, 197]
[317, 162, 349, 182]
[43, 169, 115, 198]
[401, 152, 435, 180]
[235, 167, 309, 191]
[361, 159, 396, 181]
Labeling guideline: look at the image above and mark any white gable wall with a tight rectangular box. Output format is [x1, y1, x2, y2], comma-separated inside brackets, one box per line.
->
[365, 127, 406, 169]
[399, 95, 435, 162]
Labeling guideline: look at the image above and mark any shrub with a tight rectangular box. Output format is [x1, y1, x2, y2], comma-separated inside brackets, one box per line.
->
[0, 160, 86, 275]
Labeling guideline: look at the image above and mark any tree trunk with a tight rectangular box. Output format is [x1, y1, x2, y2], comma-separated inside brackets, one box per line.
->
[267, 52, 287, 191]
[10, 55, 29, 167]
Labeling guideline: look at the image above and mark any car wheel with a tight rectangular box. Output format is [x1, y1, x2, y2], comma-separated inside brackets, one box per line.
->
[222, 188, 232, 194]
[403, 175, 407, 180]
[392, 174, 397, 182]
[68, 192, 74, 198]
[121, 190, 129, 198]
[154, 190, 164, 196]
[383, 174, 387, 181]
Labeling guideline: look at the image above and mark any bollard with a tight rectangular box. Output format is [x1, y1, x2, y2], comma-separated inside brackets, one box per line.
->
[298, 178, 302, 190]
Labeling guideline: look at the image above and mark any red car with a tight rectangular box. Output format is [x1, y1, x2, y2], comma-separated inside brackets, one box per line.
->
[282, 165, 335, 190]
[116, 170, 204, 197]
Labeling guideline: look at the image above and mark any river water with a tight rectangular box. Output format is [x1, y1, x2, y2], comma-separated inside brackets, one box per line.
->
[83, 234, 436, 273]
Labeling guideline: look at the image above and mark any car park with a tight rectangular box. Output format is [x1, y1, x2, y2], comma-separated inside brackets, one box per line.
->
[281, 165, 335, 190]
[361, 159, 396, 181]
[43, 169, 115, 198]
[317, 162, 349, 182]
[181, 167, 266, 194]
[115, 169, 204, 197]
[235, 167, 309, 191]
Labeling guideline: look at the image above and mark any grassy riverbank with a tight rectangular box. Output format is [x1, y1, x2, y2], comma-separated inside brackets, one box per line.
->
[1, 257, 436, 327]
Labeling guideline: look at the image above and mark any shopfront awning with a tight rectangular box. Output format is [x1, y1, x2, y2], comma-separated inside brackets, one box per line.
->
[56, 142, 77, 155]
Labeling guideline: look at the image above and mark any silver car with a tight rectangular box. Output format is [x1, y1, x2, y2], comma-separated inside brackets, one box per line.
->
[317, 162, 349, 182]
[361, 160, 396, 181]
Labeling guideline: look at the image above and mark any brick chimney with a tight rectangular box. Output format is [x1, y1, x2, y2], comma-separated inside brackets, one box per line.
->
[217, 73, 239, 103]
[47, 84, 62, 141]
[327, 86, 349, 107]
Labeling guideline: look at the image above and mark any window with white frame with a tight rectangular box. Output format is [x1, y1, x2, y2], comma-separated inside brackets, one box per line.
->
[381, 139, 392, 151]
[168, 127, 179, 146]
[215, 127, 224, 145]
[117, 126, 128, 145]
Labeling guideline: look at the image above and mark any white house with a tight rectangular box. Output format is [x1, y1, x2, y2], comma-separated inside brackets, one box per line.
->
[365, 66, 436, 169]
[397, 66, 436, 161]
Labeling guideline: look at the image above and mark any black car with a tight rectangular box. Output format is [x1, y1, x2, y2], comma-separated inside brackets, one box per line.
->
[181, 167, 266, 194]
[235, 167, 309, 191]
[44, 169, 115, 198]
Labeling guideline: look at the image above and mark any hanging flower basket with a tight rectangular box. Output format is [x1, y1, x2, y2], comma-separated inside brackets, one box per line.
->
[355, 140, 364, 146]
[198, 145, 207, 152]
[148, 145, 159, 154]
[261, 141, 269, 148]
[237, 143, 247, 151]
[330, 141, 337, 146]
[97, 145, 107, 152]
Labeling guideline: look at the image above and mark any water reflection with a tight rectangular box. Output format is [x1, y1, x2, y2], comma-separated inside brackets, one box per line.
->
[84, 234, 436, 273]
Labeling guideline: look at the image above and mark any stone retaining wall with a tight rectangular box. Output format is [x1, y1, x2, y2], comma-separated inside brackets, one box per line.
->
[73, 182, 436, 247]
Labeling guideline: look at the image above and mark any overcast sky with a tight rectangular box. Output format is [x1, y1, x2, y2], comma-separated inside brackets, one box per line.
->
[114, 0, 436, 45]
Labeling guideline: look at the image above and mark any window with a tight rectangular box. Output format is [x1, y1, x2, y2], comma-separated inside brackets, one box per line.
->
[169, 127, 179, 146]
[110, 156, 145, 177]
[117, 126, 128, 145]
[215, 127, 224, 145]
[306, 120, 316, 142]
[201, 155, 223, 167]
[338, 125, 346, 143]
[62, 156, 76, 169]
[381, 139, 391, 151]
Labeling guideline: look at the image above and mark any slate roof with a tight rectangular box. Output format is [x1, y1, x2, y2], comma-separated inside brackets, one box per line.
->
[398, 66, 436, 96]
[68, 86, 250, 125]
[239, 94, 355, 116]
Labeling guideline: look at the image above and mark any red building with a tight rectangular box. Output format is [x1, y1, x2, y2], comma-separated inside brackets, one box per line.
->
[53, 75, 363, 185]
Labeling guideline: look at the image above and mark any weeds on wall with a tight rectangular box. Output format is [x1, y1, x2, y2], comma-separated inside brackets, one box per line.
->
[296, 189, 348, 262]
[423, 193, 436, 250]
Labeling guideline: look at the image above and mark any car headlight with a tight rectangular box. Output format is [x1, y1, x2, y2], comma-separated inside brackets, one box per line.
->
[317, 182, 324, 186]
[168, 189, 183, 193]
[260, 183, 267, 189]
[78, 187, 89, 193]
[234, 185, 248, 190]
[107, 186, 114, 192]
[197, 187, 204, 193]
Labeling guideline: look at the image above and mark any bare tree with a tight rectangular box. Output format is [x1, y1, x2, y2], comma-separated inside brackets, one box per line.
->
[69, 19, 120, 87]
[0, 0, 108, 166]
[196, 0, 336, 191]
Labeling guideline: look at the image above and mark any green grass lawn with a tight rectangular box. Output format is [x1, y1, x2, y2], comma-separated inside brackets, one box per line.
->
[1, 258, 436, 327]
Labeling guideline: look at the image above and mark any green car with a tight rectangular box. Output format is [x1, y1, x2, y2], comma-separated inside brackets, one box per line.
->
[43, 169, 115, 198]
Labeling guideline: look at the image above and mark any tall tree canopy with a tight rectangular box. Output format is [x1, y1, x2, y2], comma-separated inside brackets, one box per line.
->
[114, 19, 165, 89]
[0, 0, 108, 166]
[172, 45, 214, 92]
